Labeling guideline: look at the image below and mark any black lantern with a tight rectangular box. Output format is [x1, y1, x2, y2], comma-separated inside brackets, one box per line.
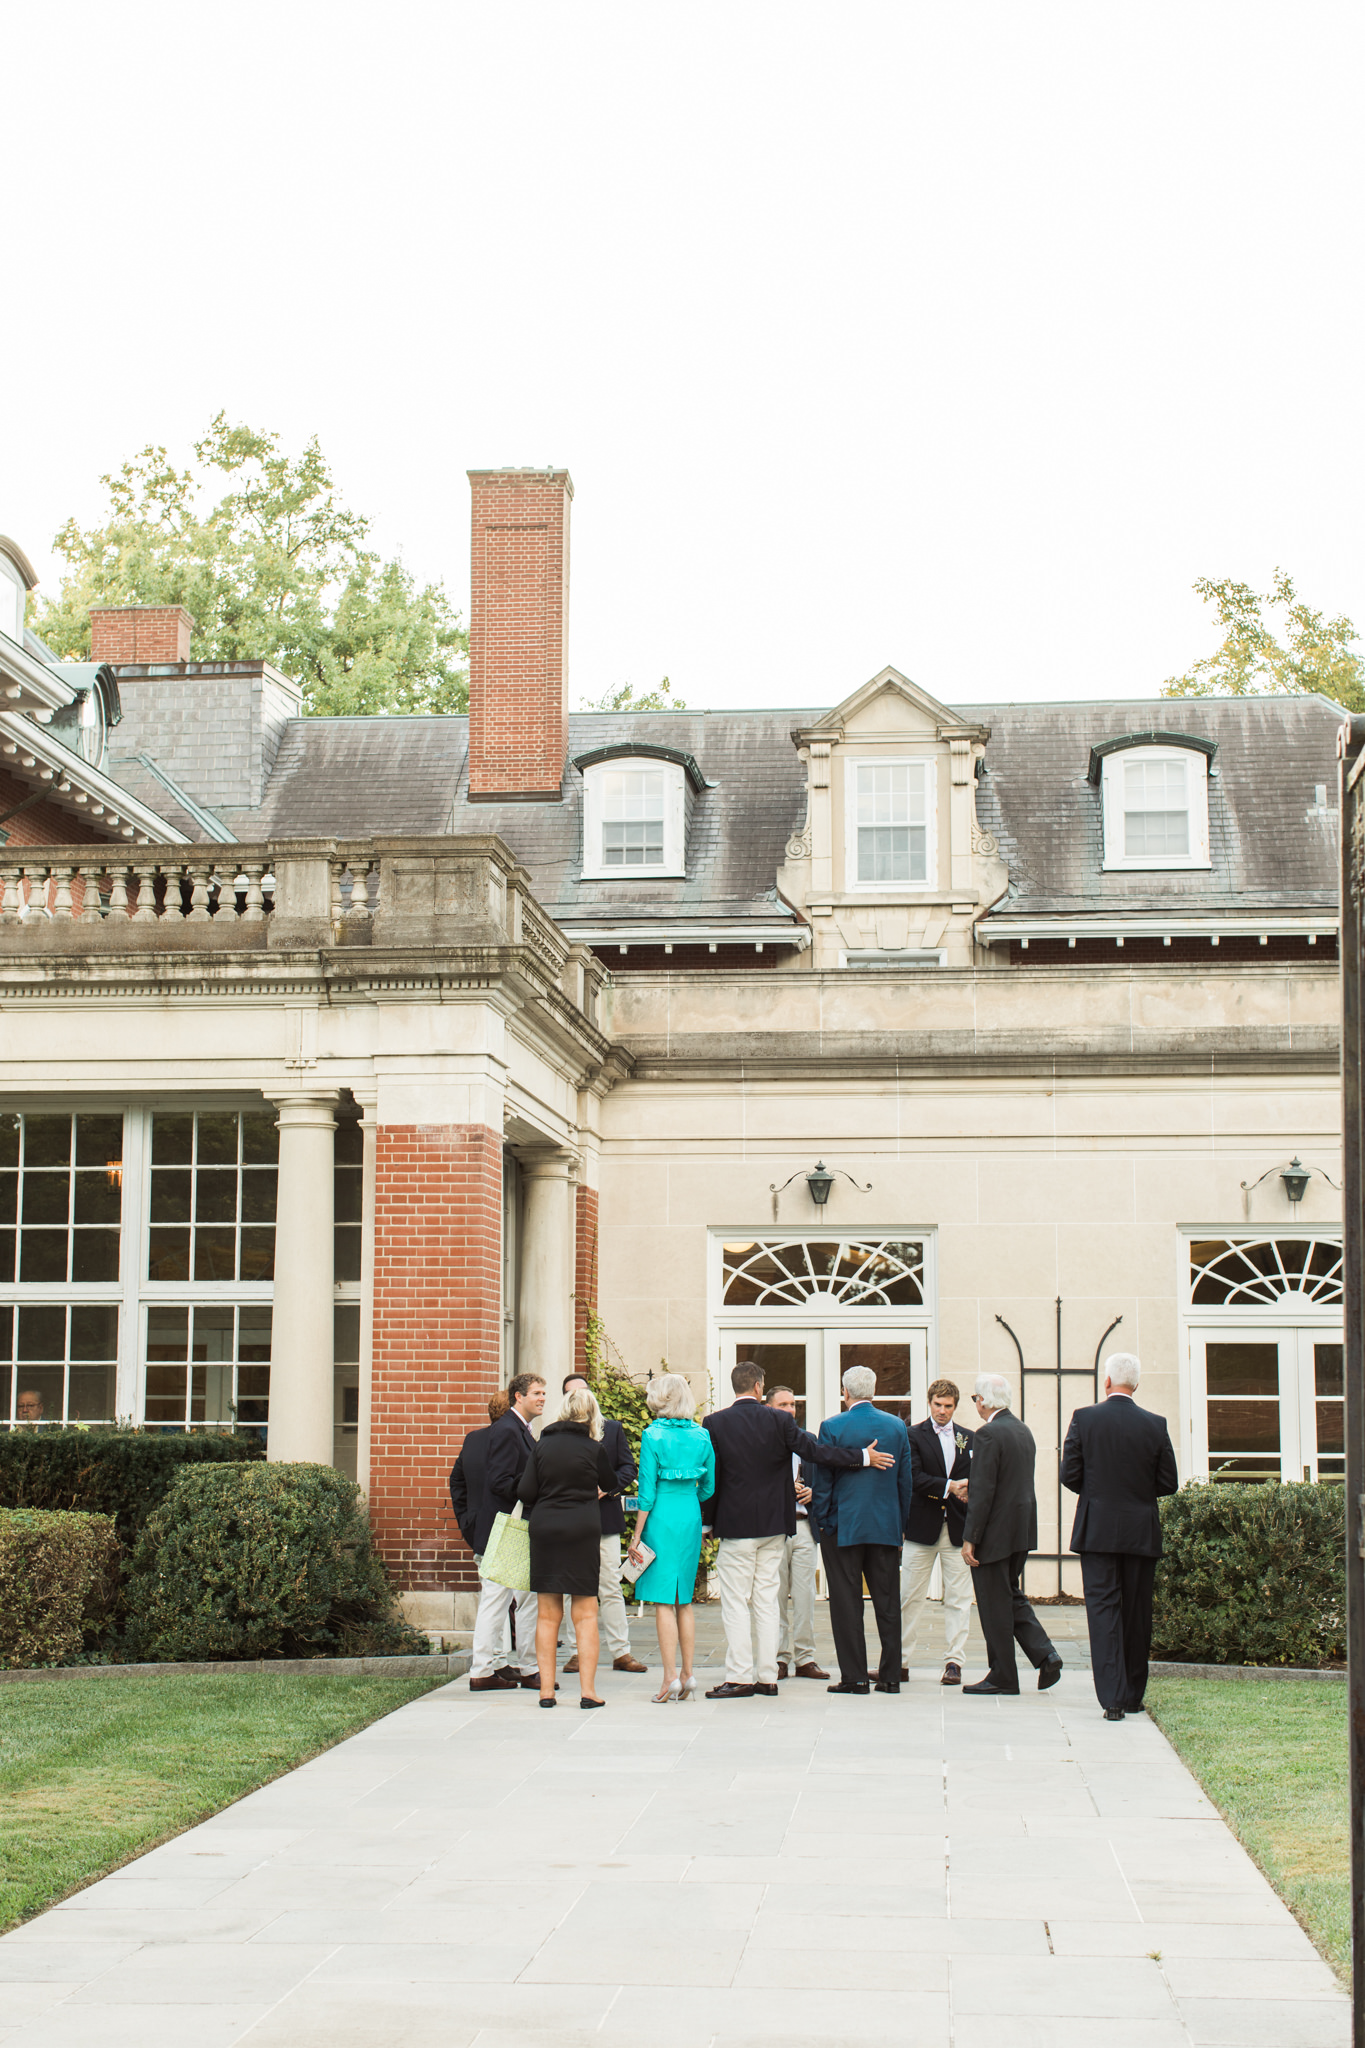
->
[1281, 1157, 1311, 1205]
[806, 1161, 834, 1207]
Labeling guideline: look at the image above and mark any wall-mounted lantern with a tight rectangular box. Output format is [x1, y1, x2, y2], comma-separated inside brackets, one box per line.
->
[806, 1161, 834, 1207]
[768, 1160, 873, 1222]
[1281, 1157, 1311, 1205]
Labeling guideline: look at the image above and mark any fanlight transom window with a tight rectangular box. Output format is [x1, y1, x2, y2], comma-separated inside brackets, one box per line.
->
[722, 1238, 925, 1308]
[1189, 1237, 1343, 1308]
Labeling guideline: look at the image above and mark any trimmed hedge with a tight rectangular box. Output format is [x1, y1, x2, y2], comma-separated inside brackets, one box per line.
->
[122, 1462, 429, 1663]
[0, 1430, 262, 1549]
[1152, 1481, 1346, 1667]
[0, 1508, 119, 1668]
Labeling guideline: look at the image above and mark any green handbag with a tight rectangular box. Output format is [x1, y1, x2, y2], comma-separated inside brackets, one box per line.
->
[481, 1502, 531, 1592]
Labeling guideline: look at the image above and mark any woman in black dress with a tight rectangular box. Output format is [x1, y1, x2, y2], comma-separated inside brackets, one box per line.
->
[517, 1385, 619, 1708]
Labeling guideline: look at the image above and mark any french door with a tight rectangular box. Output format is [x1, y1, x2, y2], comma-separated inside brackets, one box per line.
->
[718, 1326, 930, 1433]
[1190, 1325, 1344, 1482]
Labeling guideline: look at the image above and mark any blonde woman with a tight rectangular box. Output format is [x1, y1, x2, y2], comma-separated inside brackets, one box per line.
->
[627, 1374, 716, 1702]
[518, 1384, 618, 1709]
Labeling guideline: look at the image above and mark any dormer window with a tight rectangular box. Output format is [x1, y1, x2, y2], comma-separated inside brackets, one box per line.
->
[847, 758, 936, 889]
[575, 746, 702, 880]
[1096, 738, 1212, 871]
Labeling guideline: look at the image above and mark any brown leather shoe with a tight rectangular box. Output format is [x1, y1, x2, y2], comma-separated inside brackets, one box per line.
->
[941, 1662, 962, 1686]
[900, 1665, 910, 1682]
[519, 1673, 557, 1689]
[469, 1674, 519, 1691]
[793, 1661, 829, 1680]
[613, 1655, 649, 1673]
[563, 1655, 580, 1672]
[777, 1662, 789, 1679]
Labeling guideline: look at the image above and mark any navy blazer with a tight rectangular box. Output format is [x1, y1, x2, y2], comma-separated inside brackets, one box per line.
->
[812, 1404, 914, 1548]
[596, 1415, 638, 1538]
[448, 1423, 492, 1551]
[906, 1416, 974, 1547]
[473, 1407, 536, 1554]
[702, 1399, 864, 1539]
[1061, 1394, 1179, 1557]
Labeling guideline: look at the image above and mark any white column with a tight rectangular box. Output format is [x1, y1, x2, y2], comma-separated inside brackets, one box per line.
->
[517, 1150, 576, 1391]
[354, 1087, 378, 1496]
[266, 1090, 339, 1464]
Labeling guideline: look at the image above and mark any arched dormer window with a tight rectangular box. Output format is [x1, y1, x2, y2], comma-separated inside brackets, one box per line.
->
[0, 536, 38, 649]
[573, 744, 705, 881]
[1089, 732, 1214, 872]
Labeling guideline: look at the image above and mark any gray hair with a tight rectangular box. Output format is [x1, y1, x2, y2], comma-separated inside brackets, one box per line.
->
[842, 1366, 877, 1402]
[974, 1373, 1013, 1412]
[647, 1372, 695, 1420]
[560, 1385, 604, 1440]
[1105, 1352, 1141, 1390]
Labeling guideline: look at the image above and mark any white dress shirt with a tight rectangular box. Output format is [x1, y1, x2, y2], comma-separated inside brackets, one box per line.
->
[933, 1417, 957, 1476]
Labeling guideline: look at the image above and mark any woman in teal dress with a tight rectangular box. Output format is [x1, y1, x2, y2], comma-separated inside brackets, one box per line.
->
[626, 1374, 715, 1703]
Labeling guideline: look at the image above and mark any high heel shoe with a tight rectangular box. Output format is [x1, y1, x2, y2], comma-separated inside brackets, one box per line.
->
[652, 1679, 682, 1704]
[679, 1675, 698, 1700]
[580, 1696, 606, 1710]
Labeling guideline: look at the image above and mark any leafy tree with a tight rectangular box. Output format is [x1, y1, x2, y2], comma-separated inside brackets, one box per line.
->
[1163, 570, 1364, 713]
[580, 677, 687, 712]
[30, 415, 468, 717]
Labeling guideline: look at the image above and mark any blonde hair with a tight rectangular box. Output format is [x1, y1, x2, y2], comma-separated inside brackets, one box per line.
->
[561, 1384, 604, 1440]
[647, 1373, 696, 1421]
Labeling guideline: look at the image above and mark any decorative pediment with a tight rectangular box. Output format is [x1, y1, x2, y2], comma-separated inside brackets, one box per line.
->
[792, 667, 990, 750]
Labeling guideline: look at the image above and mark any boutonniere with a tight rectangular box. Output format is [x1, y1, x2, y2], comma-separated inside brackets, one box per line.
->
[955, 1431, 968, 1451]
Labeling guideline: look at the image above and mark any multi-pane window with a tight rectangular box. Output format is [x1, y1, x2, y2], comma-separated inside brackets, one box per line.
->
[0, 1304, 119, 1428]
[1315, 1342, 1344, 1478]
[144, 1304, 271, 1435]
[334, 1113, 362, 1281]
[147, 1111, 277, 1282]
[853, 762, 929, 885]
[1204, 1340, 1281, 1482]
[1123, 756, 1189, 857]
[601, 769, 665, 867]
[0, 1112, 123, 1283]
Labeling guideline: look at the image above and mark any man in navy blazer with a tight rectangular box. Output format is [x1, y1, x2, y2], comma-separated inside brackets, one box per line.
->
[1061, 1352, 1179, 1721]
[812, 1367, 915, 1694]
[902, 1379, 974, 1685]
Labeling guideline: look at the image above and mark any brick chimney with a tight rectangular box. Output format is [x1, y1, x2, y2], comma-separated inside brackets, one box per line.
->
[467, 468, 573, 801]
[89, 605, 193, 665]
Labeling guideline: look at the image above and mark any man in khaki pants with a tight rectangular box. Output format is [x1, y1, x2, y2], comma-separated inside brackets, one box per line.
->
[901, 1378, 975, 1685]
[765, 1385, 827, 1680]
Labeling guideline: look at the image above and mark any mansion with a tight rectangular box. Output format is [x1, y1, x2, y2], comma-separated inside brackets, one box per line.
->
[0, 472, 1345, 1628]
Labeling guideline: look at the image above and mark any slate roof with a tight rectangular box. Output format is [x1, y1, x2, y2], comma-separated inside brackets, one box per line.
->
[967, 693, 1343, 919]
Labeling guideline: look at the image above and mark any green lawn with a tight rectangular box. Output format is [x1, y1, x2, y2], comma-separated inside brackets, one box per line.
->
[0, 1671, 446, 1930]
[1146, 1675, 1349, 1980]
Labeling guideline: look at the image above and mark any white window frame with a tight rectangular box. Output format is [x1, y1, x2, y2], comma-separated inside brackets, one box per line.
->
[0, 564, 22, 647]
[581, 759, 686, 881]
[844, 756, 938, 893]
[1101, 745, 1211, 871]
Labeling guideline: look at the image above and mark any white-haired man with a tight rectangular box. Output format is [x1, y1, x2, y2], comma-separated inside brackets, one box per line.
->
[960, 1374, 1062, 1697]
[1061, 1352, 1179, 1721]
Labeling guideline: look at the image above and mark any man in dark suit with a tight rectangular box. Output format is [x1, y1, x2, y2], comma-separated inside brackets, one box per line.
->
[701, 1360, 892, 1699]
[1061, 1351, 1179, 1721]
[559, 1371, 648, 1676]
[812, 1368, 916, 1694]
[469, 1371, 545, 1692]
[449, 1389, 510, 1550]
[960, 1374, 1062, 1697]
[766, 1385, 827, 1680]
[902, 1378, 974, 1685]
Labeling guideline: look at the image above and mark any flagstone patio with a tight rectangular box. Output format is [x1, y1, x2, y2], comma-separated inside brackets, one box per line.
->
[0, 1610, 1349, 2047]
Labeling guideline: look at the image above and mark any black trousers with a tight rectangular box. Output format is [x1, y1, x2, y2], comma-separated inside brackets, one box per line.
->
[971, 1551, 1056, 1692]
[820, 1538, 902, 1684]
[1080, 1551, 1158, 1711]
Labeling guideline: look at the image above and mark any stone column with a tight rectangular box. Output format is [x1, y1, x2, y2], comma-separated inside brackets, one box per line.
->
[354, 1087, 378, 1496]
[266, 1090, 339, 1464]
[517, 1150, 577, 1391]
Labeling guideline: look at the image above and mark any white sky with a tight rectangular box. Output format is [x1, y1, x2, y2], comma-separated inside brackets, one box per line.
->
[6, 3, 1363, 711]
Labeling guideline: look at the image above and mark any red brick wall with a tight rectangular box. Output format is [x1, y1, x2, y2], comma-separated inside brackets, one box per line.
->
[467, 468, 572, 801]
[0, 766, 104, 849]
[575, 1182, 599, 1372]
[370, 1123, 503, 1592]
[89, 606, 192, 664]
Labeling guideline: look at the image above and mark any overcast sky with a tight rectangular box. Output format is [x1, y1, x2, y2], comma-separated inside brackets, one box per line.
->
[6, 3, 1362, 712]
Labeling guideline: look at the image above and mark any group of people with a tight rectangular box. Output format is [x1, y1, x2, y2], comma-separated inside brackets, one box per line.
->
[449, 1347, 1179, 1722]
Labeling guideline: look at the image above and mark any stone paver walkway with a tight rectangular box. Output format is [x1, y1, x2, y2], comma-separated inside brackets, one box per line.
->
[0, 1623, 1349, 2048]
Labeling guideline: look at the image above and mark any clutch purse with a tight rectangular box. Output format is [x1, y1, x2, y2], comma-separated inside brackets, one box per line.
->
[481, 1503, 531, 1591]
[620, 1542, 656, 1585]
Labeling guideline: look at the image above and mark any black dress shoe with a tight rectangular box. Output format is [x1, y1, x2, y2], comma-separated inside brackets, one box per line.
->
[705, 1681, 756, 1699]
[873, 1680, 900, 1694]
[962, 1678, 1018, 1696]
[1104, 1707, 1125, 1721]
[1038, 1654, 1063, 1692]
[827, 1680, 870, 1694]
[753, 1682, 779, 1697]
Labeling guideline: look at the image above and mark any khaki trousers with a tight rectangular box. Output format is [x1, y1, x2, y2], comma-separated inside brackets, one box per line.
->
[777, 1519, 818, 1666]
[716, 1533, 785, 1685]
[901, 1525, 973, 1668]
[595, 1533, 631, 1661]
